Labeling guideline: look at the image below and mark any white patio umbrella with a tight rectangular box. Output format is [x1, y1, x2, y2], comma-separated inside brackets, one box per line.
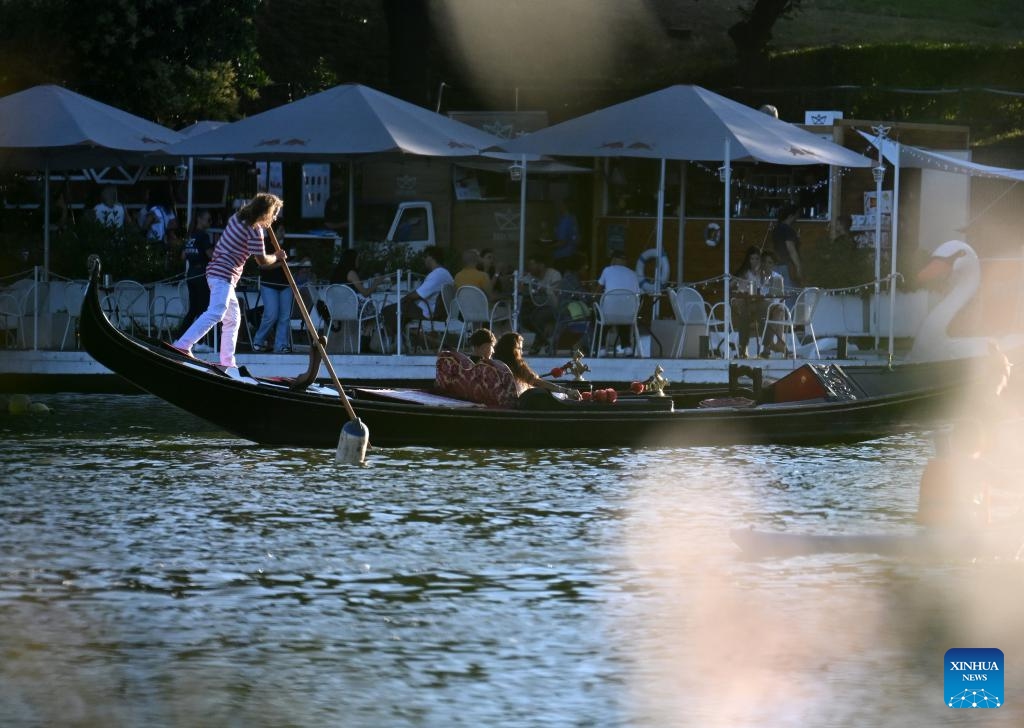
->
[0, 84, 183, 278]
[492, 85, 871, 358]
[860, 130, 1024, 359]
[165, 83, 509, 246]
[166, 83, 512, 355]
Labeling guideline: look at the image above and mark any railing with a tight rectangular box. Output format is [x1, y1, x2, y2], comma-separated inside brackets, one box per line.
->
[7, 263, 1023, 360]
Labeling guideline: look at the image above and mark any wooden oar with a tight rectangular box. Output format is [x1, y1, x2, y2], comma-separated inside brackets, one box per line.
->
[266, 228, 368, 463]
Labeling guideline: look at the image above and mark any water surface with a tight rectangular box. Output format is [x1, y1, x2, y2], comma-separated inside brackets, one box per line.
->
[1, 395, 1021, 727]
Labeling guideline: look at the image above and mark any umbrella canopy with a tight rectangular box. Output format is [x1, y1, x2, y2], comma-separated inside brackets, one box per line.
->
[0, 84, 183, 281]
[0, 84, 182, 170]
[491, 85, 871, 361]
[493, 85, 870, 168]
[177, 120, 227, 138]
[165, 83, 504, 160]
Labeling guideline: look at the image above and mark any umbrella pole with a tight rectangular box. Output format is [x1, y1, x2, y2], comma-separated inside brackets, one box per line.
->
[723, 140, 732, 362]
[888, 144, 901, 360]
[516, 155, 527, 330]
[186, 157, 194, 230]
[677, 161, 687, 285]
[348, 161, 356, 247]
[655, 158, 665, 310]
[266, 227, 368, 463]
[43, 162, 50, 282]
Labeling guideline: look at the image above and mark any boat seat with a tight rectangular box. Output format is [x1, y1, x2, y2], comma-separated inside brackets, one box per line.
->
[434, 350, 518, 408]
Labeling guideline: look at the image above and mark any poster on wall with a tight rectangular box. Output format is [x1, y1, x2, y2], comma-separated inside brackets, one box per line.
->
[302, 163, 331, 218]
[255, 162, 283, 198]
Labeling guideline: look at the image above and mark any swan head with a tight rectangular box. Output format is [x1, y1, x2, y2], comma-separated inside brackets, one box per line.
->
[916, 240, 977, 286]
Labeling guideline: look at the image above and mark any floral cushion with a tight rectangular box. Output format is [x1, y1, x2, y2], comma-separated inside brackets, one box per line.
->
[435, 350, 518, 408]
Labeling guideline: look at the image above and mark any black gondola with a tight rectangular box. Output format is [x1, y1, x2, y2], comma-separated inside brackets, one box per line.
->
[80, 259, 977, 449]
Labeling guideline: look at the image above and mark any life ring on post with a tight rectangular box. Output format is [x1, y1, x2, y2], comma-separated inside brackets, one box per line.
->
[636, 248, 670, 293]
[705, 222, 722, 247]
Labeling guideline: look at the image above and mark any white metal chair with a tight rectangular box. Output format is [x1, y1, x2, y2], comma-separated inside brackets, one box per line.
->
[5, 277, 49, 348]
[761, 286, 823, 360]
[707, 302, 740, 358]
[0, 292, 19, 347]
[452, 285, 513, 351]
[591, 288, 641, 357]
[405, 282, 456, 353]
[151, 293, 186, 342]
[111, 280, 151, 335]
[322, 284, 383, 354]
[668, 286, 710, 358]
[60, 280, 88, 350]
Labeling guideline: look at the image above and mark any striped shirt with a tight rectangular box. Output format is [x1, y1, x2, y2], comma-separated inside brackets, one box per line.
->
[206, 214, 266, 285]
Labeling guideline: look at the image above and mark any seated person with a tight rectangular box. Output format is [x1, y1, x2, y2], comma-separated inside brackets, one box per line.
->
[493, 331, 581, 400]
[519, 251, 562, 355]
[453, 248, 494, 298]
[551, 253, 594, 353]
[758, 249, 788, 356]
[468, 327, 496, 362]
[330, 249, 379, 296]
[731, 246, 763, 357]
[434, 346, 517, 407]
[596, 250, 640, 353]
[380, 245, 453, 345]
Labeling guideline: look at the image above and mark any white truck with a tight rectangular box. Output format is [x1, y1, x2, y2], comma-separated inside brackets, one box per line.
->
[384, 201, 435, 251]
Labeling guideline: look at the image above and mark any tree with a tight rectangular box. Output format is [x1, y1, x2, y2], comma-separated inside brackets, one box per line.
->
[728, 0, 802, 81]
[0, 0, 266, 125]
[254, 0, 388, 109]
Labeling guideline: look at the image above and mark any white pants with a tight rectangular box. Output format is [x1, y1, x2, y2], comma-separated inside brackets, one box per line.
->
[173, 276, 240, 367]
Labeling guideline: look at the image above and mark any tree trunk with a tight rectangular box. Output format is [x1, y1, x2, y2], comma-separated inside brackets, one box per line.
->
[728, 0, 796, 83]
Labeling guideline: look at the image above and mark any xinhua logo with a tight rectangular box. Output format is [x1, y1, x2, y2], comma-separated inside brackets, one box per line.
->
[945, 648, 1004, 708]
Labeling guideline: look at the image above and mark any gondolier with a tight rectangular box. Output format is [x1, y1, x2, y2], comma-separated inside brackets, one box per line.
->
[172, 193, 286, 369]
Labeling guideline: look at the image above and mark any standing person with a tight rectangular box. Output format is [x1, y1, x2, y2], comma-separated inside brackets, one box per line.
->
[251, 223, 295, 354]
[493, 331, 581, 399]
[172, 193, 285, 368]
[380, 245, 453, 346]
[322, 177, 348, 240]
[93, 185, 127, 231]
[551, 199, 579, 267]
[141, 190, 179, 270]
[179, 209, 215, 333]
[771, 204, 803, 294]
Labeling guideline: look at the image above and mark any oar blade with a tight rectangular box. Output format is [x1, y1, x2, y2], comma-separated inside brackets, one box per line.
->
[336, 417, 369, 464]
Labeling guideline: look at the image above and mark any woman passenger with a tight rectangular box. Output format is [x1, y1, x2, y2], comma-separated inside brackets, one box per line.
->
[331, 249, 379, 296]
[493, 331, 581, 400]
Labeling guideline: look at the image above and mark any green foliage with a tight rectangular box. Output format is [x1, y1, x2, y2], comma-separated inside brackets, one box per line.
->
[0, 0, 265, 125]
[354, 239, 427, 278]
[805, 234, 874, 291]
[54, 218, 170, 282]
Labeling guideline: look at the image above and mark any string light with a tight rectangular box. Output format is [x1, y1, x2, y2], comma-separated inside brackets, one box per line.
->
[689, 161, 852, 196]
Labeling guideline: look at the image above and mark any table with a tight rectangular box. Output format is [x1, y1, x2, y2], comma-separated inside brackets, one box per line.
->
[730, 292, 785, 356]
